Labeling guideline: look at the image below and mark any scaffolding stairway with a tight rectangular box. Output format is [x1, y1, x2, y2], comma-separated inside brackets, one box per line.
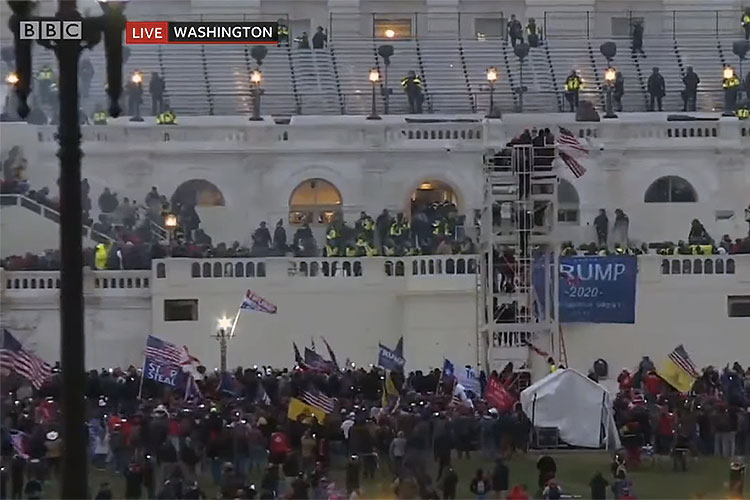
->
[479, 142, 560, 379]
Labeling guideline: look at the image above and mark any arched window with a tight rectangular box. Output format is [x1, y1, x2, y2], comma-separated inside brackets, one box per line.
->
[644, 176, 697, 203]
[289, 178, 342, 225]
[171, 179, 225, 208]
[411, 180, 458, 215]
[557, 179, 580, 223]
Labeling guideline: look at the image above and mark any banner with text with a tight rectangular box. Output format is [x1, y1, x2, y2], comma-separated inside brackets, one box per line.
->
[559, 256, 638, 323]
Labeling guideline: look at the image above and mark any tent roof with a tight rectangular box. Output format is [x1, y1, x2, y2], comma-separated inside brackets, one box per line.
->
[522, 368, 607, 398]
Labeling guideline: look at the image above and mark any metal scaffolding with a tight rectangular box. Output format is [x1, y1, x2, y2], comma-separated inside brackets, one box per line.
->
[479, 142, 561, 383]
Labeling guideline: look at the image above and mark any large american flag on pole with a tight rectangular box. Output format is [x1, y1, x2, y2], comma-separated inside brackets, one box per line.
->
[555, 127, 589, 178]
[0, 329, 52, 389]
[144, 335, 184, 367]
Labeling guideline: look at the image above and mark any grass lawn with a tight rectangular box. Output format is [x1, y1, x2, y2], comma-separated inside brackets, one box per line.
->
[41, 452, 737, 499]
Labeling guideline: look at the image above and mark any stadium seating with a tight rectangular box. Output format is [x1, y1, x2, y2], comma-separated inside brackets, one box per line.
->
[15, 33, 748, 117]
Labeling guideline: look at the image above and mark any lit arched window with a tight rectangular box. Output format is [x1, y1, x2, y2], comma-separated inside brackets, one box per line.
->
[171, 179, 226, 208]
[557, 179, 580, 223]
[644, 176, 697, 203]
[289, 178, 342, 225]
[410, 180, 458, 214]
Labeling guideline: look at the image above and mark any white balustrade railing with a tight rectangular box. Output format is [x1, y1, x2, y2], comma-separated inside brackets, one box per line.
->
[23, 116, 748, 148]
[2, 269, 151, 294]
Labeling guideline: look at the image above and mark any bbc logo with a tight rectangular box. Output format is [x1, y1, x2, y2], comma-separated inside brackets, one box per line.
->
[19, 21, 82, 40]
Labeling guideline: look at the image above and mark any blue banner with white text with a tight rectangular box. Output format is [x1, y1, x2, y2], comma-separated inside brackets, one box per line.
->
[559, 256, 638, 323]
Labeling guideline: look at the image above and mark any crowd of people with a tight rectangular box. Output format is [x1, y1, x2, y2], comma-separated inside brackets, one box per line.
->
[1, 353, 749, 499]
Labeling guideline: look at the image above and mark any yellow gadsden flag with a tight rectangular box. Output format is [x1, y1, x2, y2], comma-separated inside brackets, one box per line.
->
[658, 345, 700, 393]
[288, 397, 327, 422]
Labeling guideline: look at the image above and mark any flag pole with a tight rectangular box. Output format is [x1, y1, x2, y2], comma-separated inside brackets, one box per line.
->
[229, 304, 242, 338]
[137, 356, 146, 399]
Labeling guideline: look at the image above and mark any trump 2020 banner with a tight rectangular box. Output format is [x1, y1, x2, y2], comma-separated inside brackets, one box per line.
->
[559, 256, 638, 324]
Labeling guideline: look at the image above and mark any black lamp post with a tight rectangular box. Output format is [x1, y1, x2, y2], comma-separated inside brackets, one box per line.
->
[367, 67, 381, 120]
[603, 67, 618, 118]
[212, 317, 234, 372]
[129, 70, 144, 122]
[249, 68, 264, 121]
[7, 1, 126, 498]
[485, 66, 501, 118]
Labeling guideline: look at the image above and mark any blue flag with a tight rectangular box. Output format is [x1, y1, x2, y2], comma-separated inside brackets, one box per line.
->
[377, 341, 405, 373]
[143, 335, 184, 388]
[442, 359, 455, 379]
[218, 372, 241, 396]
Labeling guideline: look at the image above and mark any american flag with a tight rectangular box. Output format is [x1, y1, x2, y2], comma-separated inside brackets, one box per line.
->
[144, 335, 183, 367]
[240, 290, 277, 314]
[555, 127, 588, 178]
[668, 345, 700, 379]
[302, 388, 336, 414]
[1, 329, 52, 389]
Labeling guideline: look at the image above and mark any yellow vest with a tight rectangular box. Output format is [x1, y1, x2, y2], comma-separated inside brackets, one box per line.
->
[737, 107, 750, 120]
[156, 110, 176, 125]
[549, 363, 557, 373]
[565, 76, 581, 91]
[723, 76, 740, 89]
[92, 111, 107, 125]
[95, 244, 108, 270]
[325, 244, 339, 257]
[389, 222, 402, 237]
[742, 14, 750, 26]
[345, 246, 358, 257]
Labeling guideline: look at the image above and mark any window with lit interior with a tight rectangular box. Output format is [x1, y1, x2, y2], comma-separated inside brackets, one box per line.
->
[289, 178, 342, 225]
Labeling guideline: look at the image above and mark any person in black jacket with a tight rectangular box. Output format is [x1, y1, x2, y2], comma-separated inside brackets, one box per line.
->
[149, 72, 166, 115]
[682, 66, 700, 112]
[647, 67, 665, 111]
[631, 21, 645, 56]
[594, 209, 609, 247]
[491, 458, 510, 498]
[441, 467, 458, 499]
[312, 27, 327, 49]
[613, 72, 624, 112]
[589, 472, 609, 500]
[273, 219, 287, 256]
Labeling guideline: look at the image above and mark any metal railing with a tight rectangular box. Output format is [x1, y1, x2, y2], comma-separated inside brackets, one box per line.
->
[0, 193, 113, 243]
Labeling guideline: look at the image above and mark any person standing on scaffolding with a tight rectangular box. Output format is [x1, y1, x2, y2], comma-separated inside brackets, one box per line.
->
[401, 70, 424, 114]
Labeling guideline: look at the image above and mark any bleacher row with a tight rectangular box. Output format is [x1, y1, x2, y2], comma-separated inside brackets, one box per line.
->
[20, 36, 744, 115]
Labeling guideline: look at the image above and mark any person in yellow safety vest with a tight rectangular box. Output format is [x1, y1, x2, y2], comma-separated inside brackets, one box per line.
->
[356, 212, 375, 237]
[37, 65, 55, 104]
[737, 103, 750, 120]
[742, 8, 750, 40]
[401, 71, 424, 114]
[95, 243, 109, 270]
[526, 18, 542, 47]
[92, 108, 108, 125]
[277, 19, 290, 44]
[382, 238, 397, 256]
[345, 243, 358, 257]
[564, 70, 582, 112]
[325, 243, 340, 257]
[723, 70, 741, 112]
[548, 357, 557, 373]
[614, 244, 627, 255]
[156, 108, 176, 125]
[597, 247, 609, 256]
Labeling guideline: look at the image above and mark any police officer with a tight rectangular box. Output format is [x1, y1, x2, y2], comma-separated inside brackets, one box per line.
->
[736, 100, 750, 120]
[92, 106, 108, 125]
[401, 71, 424, 114]
[156, 103, 176, 125]
[564, 70, 582, 111]
[295, 31, 309, 49]
[325, 220, 341, 257]
[526, 18, 541, 47]
[506, 14, 523, 48]
[277, 19, 289, 45]
[37, 65, 55, 106]
[742, 8, 750, 40]
[723, 68, 741, 112]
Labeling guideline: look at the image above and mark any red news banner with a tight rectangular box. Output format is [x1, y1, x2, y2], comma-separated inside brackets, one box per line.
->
[126, 21, 278, 44]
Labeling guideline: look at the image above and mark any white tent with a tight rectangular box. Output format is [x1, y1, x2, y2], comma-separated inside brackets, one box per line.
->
[520, 369, 621, 450]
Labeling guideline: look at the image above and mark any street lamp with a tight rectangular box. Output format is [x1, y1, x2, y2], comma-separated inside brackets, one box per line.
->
[129, 70, 144, 122]
[367, 67, 382, 120]
[213, 316, 234, 372]
[385, 29, 396, 38]
[603, 66, 618, 119]
[164, 212, 177, 253]
[722, 66, 738, 116]
[249, 68, 264, 121]
[7, 0, 127, 496]
[2, 72, 20, 121]
[485, 66, 501, 118]
[5, 72, 19, 86]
